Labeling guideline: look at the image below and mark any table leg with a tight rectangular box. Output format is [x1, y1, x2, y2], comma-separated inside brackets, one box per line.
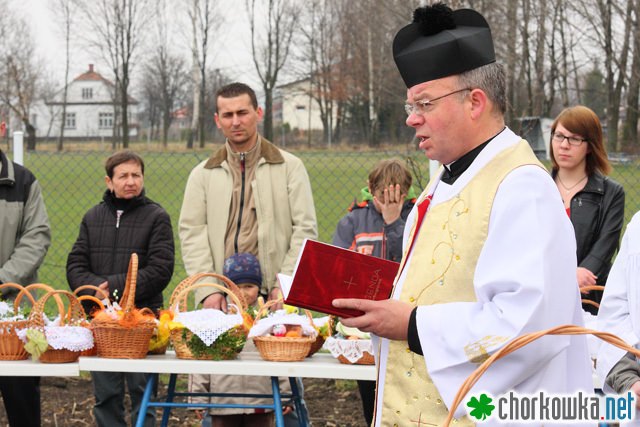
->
[288, 377, 308, 427]
[136, 373, 156, 427]
[271, 376, 285, 426]
[160, 374, 177, 427]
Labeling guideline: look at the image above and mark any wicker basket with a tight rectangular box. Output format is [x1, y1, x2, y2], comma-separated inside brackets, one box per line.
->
[443, 325, 640, 426]
[90, 254, 156, 359]
[27, 290, 89, 363]
[169, 273, 249, 360]
[0, 283, 37, 360]
[252, 300, 316, 362]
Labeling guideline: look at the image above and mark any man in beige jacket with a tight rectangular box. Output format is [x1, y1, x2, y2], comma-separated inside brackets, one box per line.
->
[179, 82, 317, 425]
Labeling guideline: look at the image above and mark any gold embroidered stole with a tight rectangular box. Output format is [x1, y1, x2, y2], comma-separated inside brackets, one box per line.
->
[378, 141, 543, 426]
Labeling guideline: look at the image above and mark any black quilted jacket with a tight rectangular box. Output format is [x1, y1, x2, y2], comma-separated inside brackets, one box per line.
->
[66, 189, 174, 312]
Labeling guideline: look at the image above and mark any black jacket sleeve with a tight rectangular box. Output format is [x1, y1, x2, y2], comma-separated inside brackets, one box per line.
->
[66, 216, 107, 292]
[580, 181, 625, 280]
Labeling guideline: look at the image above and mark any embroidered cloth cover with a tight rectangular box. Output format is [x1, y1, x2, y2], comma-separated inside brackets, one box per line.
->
[325, 337, 373, 363]
[174, 306, 243, 346]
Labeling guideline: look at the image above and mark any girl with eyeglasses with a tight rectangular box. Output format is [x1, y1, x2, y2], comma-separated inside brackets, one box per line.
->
[549, 105, 625, 315]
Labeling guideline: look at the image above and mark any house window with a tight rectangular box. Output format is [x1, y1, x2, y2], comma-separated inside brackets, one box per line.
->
[99, 112, 113, 129]
[296, 105, 306, 110]
[64, 112, 76, 129]
[82, 88, 93, 100]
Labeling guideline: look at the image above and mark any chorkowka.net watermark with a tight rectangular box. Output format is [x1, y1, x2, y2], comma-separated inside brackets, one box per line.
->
[466, 391, 635, 423]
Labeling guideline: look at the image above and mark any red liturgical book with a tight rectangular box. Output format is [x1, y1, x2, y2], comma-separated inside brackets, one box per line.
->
[278, 239, 399, 318]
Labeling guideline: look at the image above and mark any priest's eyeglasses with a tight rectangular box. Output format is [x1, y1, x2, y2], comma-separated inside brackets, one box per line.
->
[551, 132, 587, 146]
[404, 88, 471, 116]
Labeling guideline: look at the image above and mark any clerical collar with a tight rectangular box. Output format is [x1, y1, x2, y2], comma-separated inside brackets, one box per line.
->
[441, 131, 502, 185]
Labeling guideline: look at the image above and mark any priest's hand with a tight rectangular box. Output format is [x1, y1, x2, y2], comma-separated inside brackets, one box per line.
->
[332, 298, 413, 340]
[631, 381, 640, 408]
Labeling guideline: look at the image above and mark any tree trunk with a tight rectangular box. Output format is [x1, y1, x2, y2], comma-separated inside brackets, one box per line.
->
[25, 121, 36, 151]
[264, 87, 273, 141]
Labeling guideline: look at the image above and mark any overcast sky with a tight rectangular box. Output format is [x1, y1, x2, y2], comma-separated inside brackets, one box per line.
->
[13, 0, 266, 95]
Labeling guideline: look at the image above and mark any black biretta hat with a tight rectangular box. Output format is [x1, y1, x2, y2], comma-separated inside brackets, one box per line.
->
[393, 3, 496, 88]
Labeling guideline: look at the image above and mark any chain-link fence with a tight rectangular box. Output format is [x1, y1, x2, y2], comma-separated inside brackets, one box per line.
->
[9, 139, 640, 301]
[12, 141, 432, 300]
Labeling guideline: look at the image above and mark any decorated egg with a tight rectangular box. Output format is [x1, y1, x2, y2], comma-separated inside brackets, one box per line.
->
[272, 324, 287, 337]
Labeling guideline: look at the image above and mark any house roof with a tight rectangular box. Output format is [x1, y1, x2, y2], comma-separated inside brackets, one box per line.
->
[68, 64, 139, 104]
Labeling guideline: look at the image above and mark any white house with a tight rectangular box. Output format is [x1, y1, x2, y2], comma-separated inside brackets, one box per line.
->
[34, 64, 139, 140]
[273, 78, 326, 132]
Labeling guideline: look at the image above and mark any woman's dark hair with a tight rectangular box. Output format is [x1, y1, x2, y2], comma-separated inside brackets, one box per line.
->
[105, 150, 145, 178]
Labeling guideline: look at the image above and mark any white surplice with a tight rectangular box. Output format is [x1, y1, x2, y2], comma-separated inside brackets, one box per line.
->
[374, 128, 593, 424]
[596, 212, 640, 384]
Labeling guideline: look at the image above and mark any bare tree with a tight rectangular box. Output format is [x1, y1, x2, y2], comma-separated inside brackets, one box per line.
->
[185, 0, 221, 149]
[145, 1, 188, 148]
[76, 0, 153, 148]
[622, 0, 640, 149]
[51, 0, 74, 151]
[247, 0, 300, 142]
[572, 0, 634, 150]
[0, 5, 41, 150]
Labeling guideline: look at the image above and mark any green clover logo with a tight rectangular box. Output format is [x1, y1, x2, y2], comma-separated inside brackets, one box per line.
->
[467, 393, 495, 421]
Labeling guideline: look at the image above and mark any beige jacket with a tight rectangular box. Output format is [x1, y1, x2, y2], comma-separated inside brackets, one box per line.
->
[179, 137, 317, 304]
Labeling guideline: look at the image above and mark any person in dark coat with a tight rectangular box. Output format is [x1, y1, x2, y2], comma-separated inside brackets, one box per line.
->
[66, 150, 174, 427]
[549, 105, 625, 314]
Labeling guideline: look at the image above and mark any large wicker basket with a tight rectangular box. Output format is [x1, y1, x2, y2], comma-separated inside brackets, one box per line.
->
[27, 290, 90, 363]
[0, 283, 37, 360]
[90, 254, 156, 359]
[443, 325, 640, 426]
[252, 300, 316, 362]
[169, 273, 249, 360]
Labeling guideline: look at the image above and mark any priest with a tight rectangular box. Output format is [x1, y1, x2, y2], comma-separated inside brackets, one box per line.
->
[333, 3, 593, 426]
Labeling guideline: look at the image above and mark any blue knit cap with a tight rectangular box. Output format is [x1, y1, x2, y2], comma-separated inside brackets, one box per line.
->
[223, 253, 262, 288]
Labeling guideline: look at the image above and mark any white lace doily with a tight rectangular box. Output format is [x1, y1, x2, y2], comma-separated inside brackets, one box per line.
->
[248, 311, 317, 338]
[325, 337, 373, 363]
[17, 326, 94, 351]
[174, 307, 243, 346]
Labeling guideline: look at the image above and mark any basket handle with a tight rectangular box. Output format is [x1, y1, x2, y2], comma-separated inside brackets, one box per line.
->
[119, 253, 138, 312]
[254, 299, 315, 326]
[169, 272, 247, 312]
[0, 283, 36, 311]
[580, 285, 606, 309]
[443, 324, 640, 426]
[172, 282, 246, 314]
[13, 283, 64, 316]
[73, 284, 110, 300]
[76, 295, 106, 311]
[29, 290, 86, 329]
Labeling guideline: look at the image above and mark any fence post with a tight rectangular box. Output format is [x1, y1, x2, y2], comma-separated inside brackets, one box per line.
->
[13, 131, 23, 166]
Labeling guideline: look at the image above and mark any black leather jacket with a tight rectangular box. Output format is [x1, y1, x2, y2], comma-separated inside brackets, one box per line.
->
[563, 172, 625, 314]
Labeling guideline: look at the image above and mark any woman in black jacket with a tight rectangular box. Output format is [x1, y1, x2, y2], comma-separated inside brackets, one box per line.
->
[66, 151, 174, 427]
[550, 106, 625, 315]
